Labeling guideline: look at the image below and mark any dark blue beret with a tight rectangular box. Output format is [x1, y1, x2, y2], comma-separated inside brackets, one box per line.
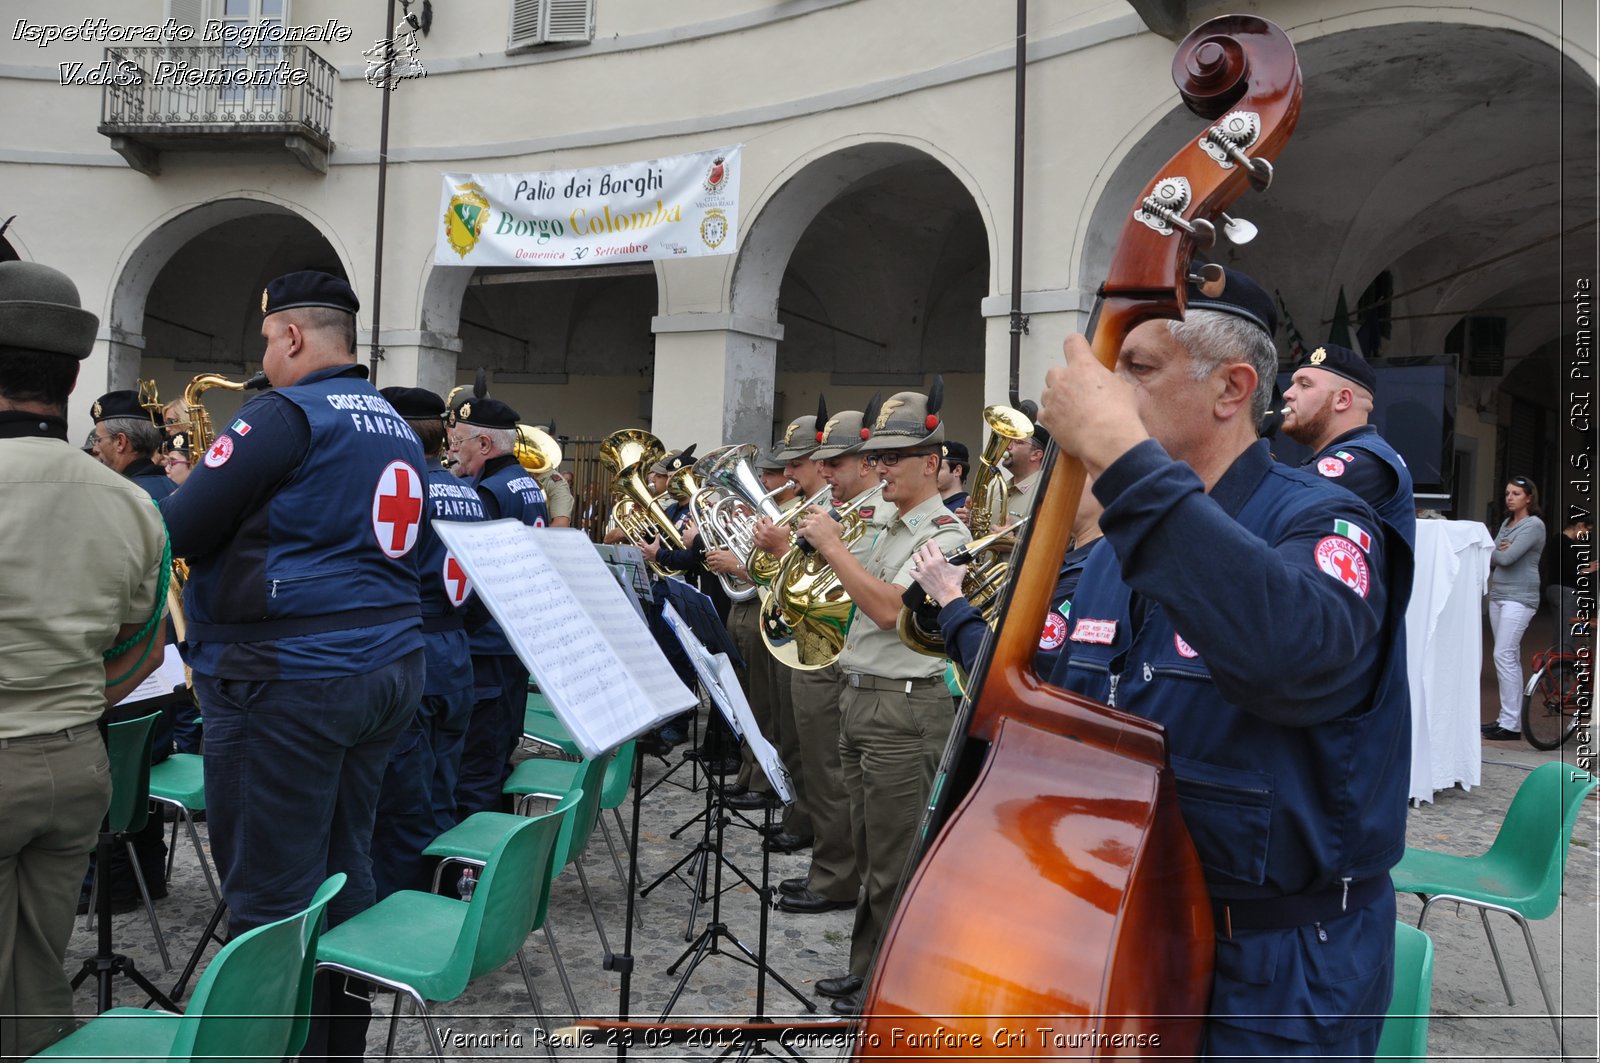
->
[450, 394, 520, 430]
[91, 390, 154, 424]
[380, 386, 447, 419]
[942, 441, 970, 467]
[1186, 266, 1277, 336]
[1294, 343, 1377, 396]
[262, 271, 359, 317]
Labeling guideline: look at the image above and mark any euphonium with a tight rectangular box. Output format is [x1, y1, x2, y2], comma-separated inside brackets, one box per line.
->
[687, 444, 789, 602]
[757, 488, 878, 670]
[896, 404, 1033, 656]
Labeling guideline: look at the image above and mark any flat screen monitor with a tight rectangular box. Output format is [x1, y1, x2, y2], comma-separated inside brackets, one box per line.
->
[1273, 354, 1457, 497]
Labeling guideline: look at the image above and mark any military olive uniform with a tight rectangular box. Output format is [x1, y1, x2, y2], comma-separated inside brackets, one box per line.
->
[537, 468, 575, 523]
[786, 482, 890, 902]
[837, 490, 969, 978]
[1005, 468, 1040, 527]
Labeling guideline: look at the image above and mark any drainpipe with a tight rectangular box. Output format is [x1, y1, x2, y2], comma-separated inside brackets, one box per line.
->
[1007, 0, 1027, 408]
[370, 0, 397, 386]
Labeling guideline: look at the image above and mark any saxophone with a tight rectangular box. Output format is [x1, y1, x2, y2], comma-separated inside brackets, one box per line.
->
[169, 371, 269, 635]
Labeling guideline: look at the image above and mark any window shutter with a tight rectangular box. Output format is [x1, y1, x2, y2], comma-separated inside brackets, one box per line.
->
[508, 0, 544, 50]
[167, 0, 205, 31]
[540, 0, 594, 44]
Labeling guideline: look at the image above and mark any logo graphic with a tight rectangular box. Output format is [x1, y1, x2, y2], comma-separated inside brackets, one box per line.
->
[1039, 612, 1068, 651]
[363, 10, 426, 89]
[1317, 456, 1346, 478]
[703, 155, 730, 194]
[1332, 518, 1372, 552]
[372, 460, 424, 559]
[204, 434, 234, 469]
[1309, 347, 1327, 364]
[1315, 536, 1370, 598]
[91, 400, 102, 419]
[699, 209, 729, 250]
[443, 554, 471, 607]
[874, 397, 906, 430]
[1174, 632, 1199, 659]
[443, 184, 491, 259]
[230, 419, 252, 436]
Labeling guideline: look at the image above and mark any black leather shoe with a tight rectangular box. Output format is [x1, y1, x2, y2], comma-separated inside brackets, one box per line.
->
[779, 876, 809, 896]
[757, 821, 786, 838]
[777, 887, 854, 914]
[830, 989, 865, 1016]
[764, 832, 813, 854]
[726, 790, 775, 810]
[815, 974, 863, 999]
[721, 782, 749, 797]
[1482, 725, 1523, 742]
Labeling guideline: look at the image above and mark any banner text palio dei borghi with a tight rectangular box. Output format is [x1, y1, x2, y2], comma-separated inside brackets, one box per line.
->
[437, 146, 741, 267]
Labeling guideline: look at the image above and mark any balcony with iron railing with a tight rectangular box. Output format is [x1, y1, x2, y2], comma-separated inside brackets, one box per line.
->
[98, 44, 336, 175]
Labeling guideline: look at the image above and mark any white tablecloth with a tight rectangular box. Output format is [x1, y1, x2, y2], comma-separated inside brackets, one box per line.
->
[1404, 520, 1494, 803]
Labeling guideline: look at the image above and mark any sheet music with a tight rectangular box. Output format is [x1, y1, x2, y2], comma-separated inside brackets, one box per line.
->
[122, 645, 187, 704]
[662, 604, 792, 803]
[435, 521, 696, 757]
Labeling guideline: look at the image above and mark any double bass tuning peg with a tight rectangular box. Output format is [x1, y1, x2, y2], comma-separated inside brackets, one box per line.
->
[1220, 212, 1257, 245]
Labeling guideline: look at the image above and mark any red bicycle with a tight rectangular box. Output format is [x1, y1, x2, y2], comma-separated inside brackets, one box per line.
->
[1521, 644, 1591, 750]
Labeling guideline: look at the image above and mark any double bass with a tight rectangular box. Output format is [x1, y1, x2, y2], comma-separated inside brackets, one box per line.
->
[856, 15, 1302, 1059]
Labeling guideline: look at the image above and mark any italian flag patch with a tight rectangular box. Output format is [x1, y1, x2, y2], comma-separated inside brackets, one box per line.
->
[1333, 519, 1372, 552]
[230, 418, 252, 436]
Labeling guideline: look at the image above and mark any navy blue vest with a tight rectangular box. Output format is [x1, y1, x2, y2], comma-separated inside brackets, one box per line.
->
[184, 374, 425, 677]
[1313, 427, 1416, 549]
[422, 466, 485, 694]
[468, 456, 548, 656]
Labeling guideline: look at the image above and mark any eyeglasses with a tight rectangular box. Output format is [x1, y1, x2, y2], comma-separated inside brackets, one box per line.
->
[865, 450, 935, 468]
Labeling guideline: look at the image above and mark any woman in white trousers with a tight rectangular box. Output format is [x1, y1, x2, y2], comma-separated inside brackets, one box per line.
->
[1483, 476, 1546, 740]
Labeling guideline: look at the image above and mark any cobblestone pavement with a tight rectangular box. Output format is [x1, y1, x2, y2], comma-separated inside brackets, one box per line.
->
[62, 707, 1597, 1061]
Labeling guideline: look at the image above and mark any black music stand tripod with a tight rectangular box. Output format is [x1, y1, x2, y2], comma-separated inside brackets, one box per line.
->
[655, 788, 813, 1022]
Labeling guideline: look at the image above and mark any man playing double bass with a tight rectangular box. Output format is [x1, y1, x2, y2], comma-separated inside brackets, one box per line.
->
[1038, 268, 1411, 1060]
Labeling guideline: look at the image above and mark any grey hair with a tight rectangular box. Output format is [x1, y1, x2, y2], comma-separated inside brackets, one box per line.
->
[460, 425, 517, 456]
[99, 415, 163, 457]
[1168, 310, 1280, 424]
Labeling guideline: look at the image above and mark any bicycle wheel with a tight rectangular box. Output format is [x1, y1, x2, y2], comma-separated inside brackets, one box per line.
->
[1522, 658, 1580, 750]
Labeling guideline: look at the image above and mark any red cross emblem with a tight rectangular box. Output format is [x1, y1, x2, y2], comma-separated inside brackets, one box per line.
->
[1038, 611, 1068, 651]
[1174, 632, 1199, 658]
[1314, 535, 1369, 598]
[203, 433, 234, 468]
[371, 461, 423, 559]
[1317, 456, 1346, 478]
[443, 553, 471, 607]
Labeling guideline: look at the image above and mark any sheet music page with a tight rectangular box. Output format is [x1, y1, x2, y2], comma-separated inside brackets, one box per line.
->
[122, 645, 187, 704]
[434, 521, 694, 757]
[661, 604, 742, 739]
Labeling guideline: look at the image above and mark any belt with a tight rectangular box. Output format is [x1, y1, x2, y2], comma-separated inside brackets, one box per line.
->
[186, 604, 419, 642]
[844, 673, 944, 693]
[1212, 876, 1388, 935]
[0, 722, 100, 748]
[420, 614, 465, 634]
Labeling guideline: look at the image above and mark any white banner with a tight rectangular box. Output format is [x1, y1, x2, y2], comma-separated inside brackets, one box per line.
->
[436, 145, 741, 267]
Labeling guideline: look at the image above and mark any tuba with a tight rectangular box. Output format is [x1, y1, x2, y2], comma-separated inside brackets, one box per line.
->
[514, 423, 562, 476]
[601, 429, 685, 576]
[756, 487, 878, 670]
[896, 404, 1033, 655]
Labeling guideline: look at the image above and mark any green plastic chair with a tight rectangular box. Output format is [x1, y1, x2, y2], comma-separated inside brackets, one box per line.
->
[1375, 921, 1435, 1062]
[37, 874, 343, 1063]
[1391, 762, 1596, 1054]
[505, 740, 640, 912]
[145, 752, 219, 905]
[522, 691, 581, 757]
[83, 712, 170, 970]
[318, 801, 572, 1062]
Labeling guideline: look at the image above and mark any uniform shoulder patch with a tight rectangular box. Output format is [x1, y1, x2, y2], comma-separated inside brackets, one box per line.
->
[1039, 612, 1068, 651]
[203, 434, 234, 468]
[932, 514, 958, 527]
[1070, 618, 1118, 644]
[1316, 456, 1346, 478]
[1314, 535, 1370, 597]
[857, 506, 875, 519]
[1174, 632, 1199, 659]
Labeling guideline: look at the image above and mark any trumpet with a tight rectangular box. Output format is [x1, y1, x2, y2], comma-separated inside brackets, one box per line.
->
[745, 484, 832, 587]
